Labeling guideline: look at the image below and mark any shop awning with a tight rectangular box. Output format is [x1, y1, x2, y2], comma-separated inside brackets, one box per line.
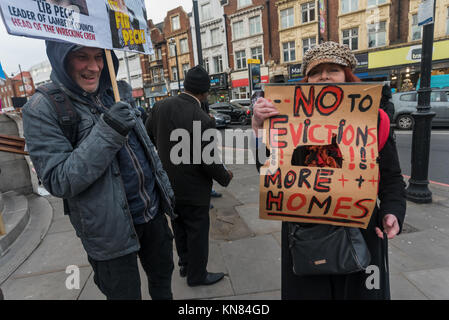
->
[144, 85, 168, 98]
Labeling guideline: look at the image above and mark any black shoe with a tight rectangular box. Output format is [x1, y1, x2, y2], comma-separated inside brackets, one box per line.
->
[179, 266, 187, 278]
[188, 272, 225, 287]
[209, 203, 214, 209]
[210, 190, 222, 198]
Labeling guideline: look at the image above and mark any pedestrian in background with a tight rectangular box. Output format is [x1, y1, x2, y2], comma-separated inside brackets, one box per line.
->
[251, 42, 406, 299]
[146, 65, 233, 287]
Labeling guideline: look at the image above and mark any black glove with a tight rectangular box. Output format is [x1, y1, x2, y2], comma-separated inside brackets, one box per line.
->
[103, 101, 136, 136]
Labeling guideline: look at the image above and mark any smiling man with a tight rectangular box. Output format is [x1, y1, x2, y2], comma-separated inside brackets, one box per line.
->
[22, 41, 176, 300]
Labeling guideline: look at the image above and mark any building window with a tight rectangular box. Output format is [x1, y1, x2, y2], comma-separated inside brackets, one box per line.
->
[301, 1, 316, 23]
[283, 41, 296, 62]
[251, 46, 263, 64]
[368, 21, 386, 47]
[233, 20, 244, 39]
[182, 63, 190, 78]
[302, 37, 316, 55]
[171, 16, 180, 31]
[236, 86, 249, 99]
[200, 2, 211, 21]
[213, 55, 223, 73]
[235, 50, 247, 69]
[411, 14, 422, 40]
[249, 16, 262, 35]
[160, 68, 165, 81]
[367, 0, 386, 7]
[342, 27, 358, 50]
[238, 0, 252, 8]
[180, 38, 188, 54]
[171, 66, 178, 81]
[280, 7, 294, 29]
[210, 28, 220, 46]
[204, 57, 210, 73]
[340, 0, 358, 14]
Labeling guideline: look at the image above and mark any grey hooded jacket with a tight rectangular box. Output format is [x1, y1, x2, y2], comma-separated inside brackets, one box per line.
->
[22, 41, 175, 261]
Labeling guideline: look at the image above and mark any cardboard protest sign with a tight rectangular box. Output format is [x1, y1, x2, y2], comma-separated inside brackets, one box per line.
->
[259, 83, 383, 229]
[0, 0, 153, 54]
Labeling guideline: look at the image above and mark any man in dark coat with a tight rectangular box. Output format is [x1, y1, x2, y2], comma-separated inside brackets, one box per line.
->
[146, 65, 233, 286]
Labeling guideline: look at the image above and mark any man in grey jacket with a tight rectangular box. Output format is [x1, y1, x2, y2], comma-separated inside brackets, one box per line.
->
[22, 41, 176, 300]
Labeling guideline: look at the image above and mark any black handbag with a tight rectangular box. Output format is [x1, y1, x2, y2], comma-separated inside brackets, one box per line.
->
[288, 223, 371, 276]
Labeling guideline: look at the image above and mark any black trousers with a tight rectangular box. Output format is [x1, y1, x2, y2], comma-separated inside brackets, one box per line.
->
[172, 204, 210, 285]
[88, 213, 174, 300]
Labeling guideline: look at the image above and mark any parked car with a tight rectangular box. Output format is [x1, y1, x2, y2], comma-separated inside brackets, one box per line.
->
[209, 102, 252, 125]
[209, 109, 231, 128]
[392, 89, 449, 129]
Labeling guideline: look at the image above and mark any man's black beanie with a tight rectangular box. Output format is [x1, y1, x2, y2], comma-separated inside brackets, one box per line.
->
[184, 65, 210, 94]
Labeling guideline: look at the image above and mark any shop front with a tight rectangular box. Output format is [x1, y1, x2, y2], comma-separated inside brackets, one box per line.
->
[132, 88, 145, 108]
[368, 40, 449, 92]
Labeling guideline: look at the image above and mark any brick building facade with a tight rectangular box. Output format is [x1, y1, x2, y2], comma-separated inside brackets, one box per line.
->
[163, 6, 195, 95]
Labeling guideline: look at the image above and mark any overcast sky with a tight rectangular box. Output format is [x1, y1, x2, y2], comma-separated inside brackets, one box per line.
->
[0, 0, 193, 75]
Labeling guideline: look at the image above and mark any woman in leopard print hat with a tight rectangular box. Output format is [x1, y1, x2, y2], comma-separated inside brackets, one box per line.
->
[251, 41, 406, 300]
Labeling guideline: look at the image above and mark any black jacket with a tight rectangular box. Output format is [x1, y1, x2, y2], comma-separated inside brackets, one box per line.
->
[146, 93, 231, 206]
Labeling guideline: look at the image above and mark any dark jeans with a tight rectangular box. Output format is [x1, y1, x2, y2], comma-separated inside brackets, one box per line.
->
[172, 204, 210, 285]
[88, 213, 174, 300]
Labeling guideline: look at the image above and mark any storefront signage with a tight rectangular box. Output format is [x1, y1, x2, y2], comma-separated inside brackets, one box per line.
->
[210, 73, 228, 90]
[355, 53, 368, 69]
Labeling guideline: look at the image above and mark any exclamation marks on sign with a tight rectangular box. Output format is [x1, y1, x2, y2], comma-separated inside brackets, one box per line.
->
[280, 148, 284, 165]
[370, 148, 376, 169]
[360, 147, 367, 170]
[349, 146, 355, 170]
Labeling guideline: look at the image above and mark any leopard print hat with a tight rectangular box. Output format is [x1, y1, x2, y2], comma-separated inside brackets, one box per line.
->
[301, 41, 358, 76]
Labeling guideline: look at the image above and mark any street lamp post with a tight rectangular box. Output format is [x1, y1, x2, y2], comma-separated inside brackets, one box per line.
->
[170, 38, 181, 95]
[405, 0, 436, 203]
